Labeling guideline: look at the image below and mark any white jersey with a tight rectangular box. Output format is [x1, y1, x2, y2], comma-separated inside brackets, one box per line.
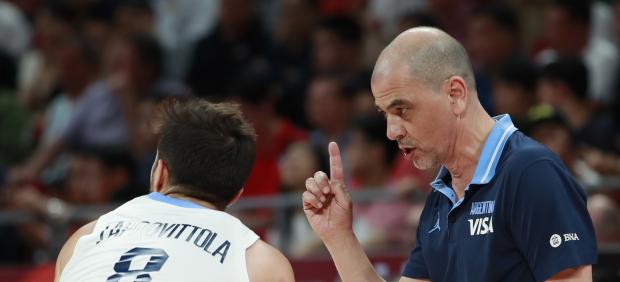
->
[60, 192, 259, 282]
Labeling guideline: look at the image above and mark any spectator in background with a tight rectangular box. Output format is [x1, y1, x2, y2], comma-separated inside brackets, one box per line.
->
[367, 0, 425, 40]
[9, 36, 106, 186]
[112, 0, 154, 37]
[271, 0, 318, 127]
[275, 141, 325, 256]
[152, 0, 219, 79]
[229, 75, 307, 236]
[82, 1, 115, 50]
[536, 0, 618, 104]
[0, 0, 25, 90]
[467, 3, 523, 115]
[230, 76, 307, 199]
[306, 74, 355, 172]
[0, 0, 31, 59]
[538, 57, 618, 153]
[396, 10, 439, 35]
[5, 146, 138, 263]
[345, 114, 416, 253]
[614, 0, 620, 43]
[528, 114, 603, 188]
[588, 193, 620, 243]
[104, 32, 190, 187]
[313, 15, 364, 76]
[492, 60, 537, 129]
[36, 37, 102, 186]
[17, 2, 76, 111]
[426, 0, 474, 43]
[8, 35, 129, 185]
[187, 0, 271, 99]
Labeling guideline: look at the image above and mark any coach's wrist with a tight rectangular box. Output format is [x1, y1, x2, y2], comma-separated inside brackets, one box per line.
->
[323, 230, 357, 247]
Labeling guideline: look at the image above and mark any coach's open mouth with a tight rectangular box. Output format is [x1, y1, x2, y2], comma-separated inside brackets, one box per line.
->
[400, 147, 415, 160]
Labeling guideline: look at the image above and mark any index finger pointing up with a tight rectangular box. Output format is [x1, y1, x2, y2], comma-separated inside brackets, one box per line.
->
[328, 142, 344, 183]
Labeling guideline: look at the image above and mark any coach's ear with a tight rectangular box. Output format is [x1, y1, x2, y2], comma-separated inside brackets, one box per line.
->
[152, 159, 169, 193]
[227, 188, 245, 208]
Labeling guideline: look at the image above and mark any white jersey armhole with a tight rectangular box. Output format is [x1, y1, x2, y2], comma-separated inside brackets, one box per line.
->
[241, 228, 260, 282]
[58, 220, 107, 282]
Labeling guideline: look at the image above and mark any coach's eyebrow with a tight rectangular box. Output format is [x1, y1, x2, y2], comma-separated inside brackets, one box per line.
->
[385, 99, 410, 111]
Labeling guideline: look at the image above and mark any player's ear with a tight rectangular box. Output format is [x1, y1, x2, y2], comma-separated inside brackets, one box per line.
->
[152, 159, 169, 192]
[227, 188, 244, 208]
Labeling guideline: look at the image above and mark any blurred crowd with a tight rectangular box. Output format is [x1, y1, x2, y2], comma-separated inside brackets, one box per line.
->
[0, 0, 619, 272]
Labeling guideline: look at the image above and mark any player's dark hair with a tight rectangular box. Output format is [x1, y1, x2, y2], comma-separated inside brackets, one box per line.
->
[552, 0, 591, 25]
[154, 98, 256, 209]
[350, 113, 398, 166]
[540, 57, 588, 100]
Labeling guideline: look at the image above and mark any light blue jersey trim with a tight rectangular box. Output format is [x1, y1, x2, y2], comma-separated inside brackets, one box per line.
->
[430, 114, 517, 208]
[147, 192, 206, 209]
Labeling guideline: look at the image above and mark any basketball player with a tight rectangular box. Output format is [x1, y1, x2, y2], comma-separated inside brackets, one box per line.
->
[302, 27, 596, 281]
[55, 99, 294, 281]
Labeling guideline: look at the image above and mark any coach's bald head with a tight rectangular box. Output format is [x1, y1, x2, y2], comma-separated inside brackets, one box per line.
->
[371, 27, 494, 171]
[372, 27, 476, 93]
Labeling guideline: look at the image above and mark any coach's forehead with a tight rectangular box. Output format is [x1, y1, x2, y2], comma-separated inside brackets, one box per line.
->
[371, 28, 446, 97]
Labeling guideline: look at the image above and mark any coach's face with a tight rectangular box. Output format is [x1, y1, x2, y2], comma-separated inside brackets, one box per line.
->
[372, 64, 456, 170]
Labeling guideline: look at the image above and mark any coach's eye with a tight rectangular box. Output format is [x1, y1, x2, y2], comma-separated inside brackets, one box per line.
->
[399, 108, 407, 116]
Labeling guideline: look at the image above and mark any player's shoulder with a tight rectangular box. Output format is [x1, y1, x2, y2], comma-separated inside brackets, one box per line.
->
[55, 220, 97, 282]
[246, 239, 294, 282]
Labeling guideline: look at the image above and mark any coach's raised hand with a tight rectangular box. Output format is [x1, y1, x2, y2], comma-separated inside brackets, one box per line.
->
[302, 142, 353, 243]
[302, 142, 385, 282]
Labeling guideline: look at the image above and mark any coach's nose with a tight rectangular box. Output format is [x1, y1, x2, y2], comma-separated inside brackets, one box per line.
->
[386, 115, 406, 141]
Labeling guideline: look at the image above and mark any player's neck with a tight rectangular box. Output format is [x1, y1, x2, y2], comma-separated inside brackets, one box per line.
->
[159, 189, 221, 210]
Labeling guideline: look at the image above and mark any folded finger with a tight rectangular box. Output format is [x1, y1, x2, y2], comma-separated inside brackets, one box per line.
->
[302, 191, 323, 209]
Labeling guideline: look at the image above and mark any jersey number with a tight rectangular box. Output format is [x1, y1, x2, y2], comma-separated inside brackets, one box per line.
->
[107, 247, 169, 282]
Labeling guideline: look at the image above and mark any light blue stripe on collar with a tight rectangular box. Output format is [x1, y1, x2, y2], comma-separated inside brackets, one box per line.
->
[471, 114, 517, 184]
[147, 192, 206, 209]
[430, 114, 517, 203]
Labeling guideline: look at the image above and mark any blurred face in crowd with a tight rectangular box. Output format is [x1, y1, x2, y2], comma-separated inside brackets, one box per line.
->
[468, 16, 515, 68]
[614, 1, 620, 41]
[279, 142, 319, 190]
[219, 0, 254, 32]
[313, 29, 346, 71]
[306, 77, 351, 132]
[372, 63, 455, 170]
[58, 42, 95, 96]
[107, 37, 148, 84]
[536, 79, 564, 107]
[35, 8, 72, 50]
[277, 0, 316, 42]
[345, 130, 383, 178]
[114, 5, 154, 36]
[105, 37, 134, 76]
[66, 155, 128, 204]
[543, 6, 580, 54]
[84, 18, 112, 52]
[530, 123, 572, 163]
[493, 81, 533, 118]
